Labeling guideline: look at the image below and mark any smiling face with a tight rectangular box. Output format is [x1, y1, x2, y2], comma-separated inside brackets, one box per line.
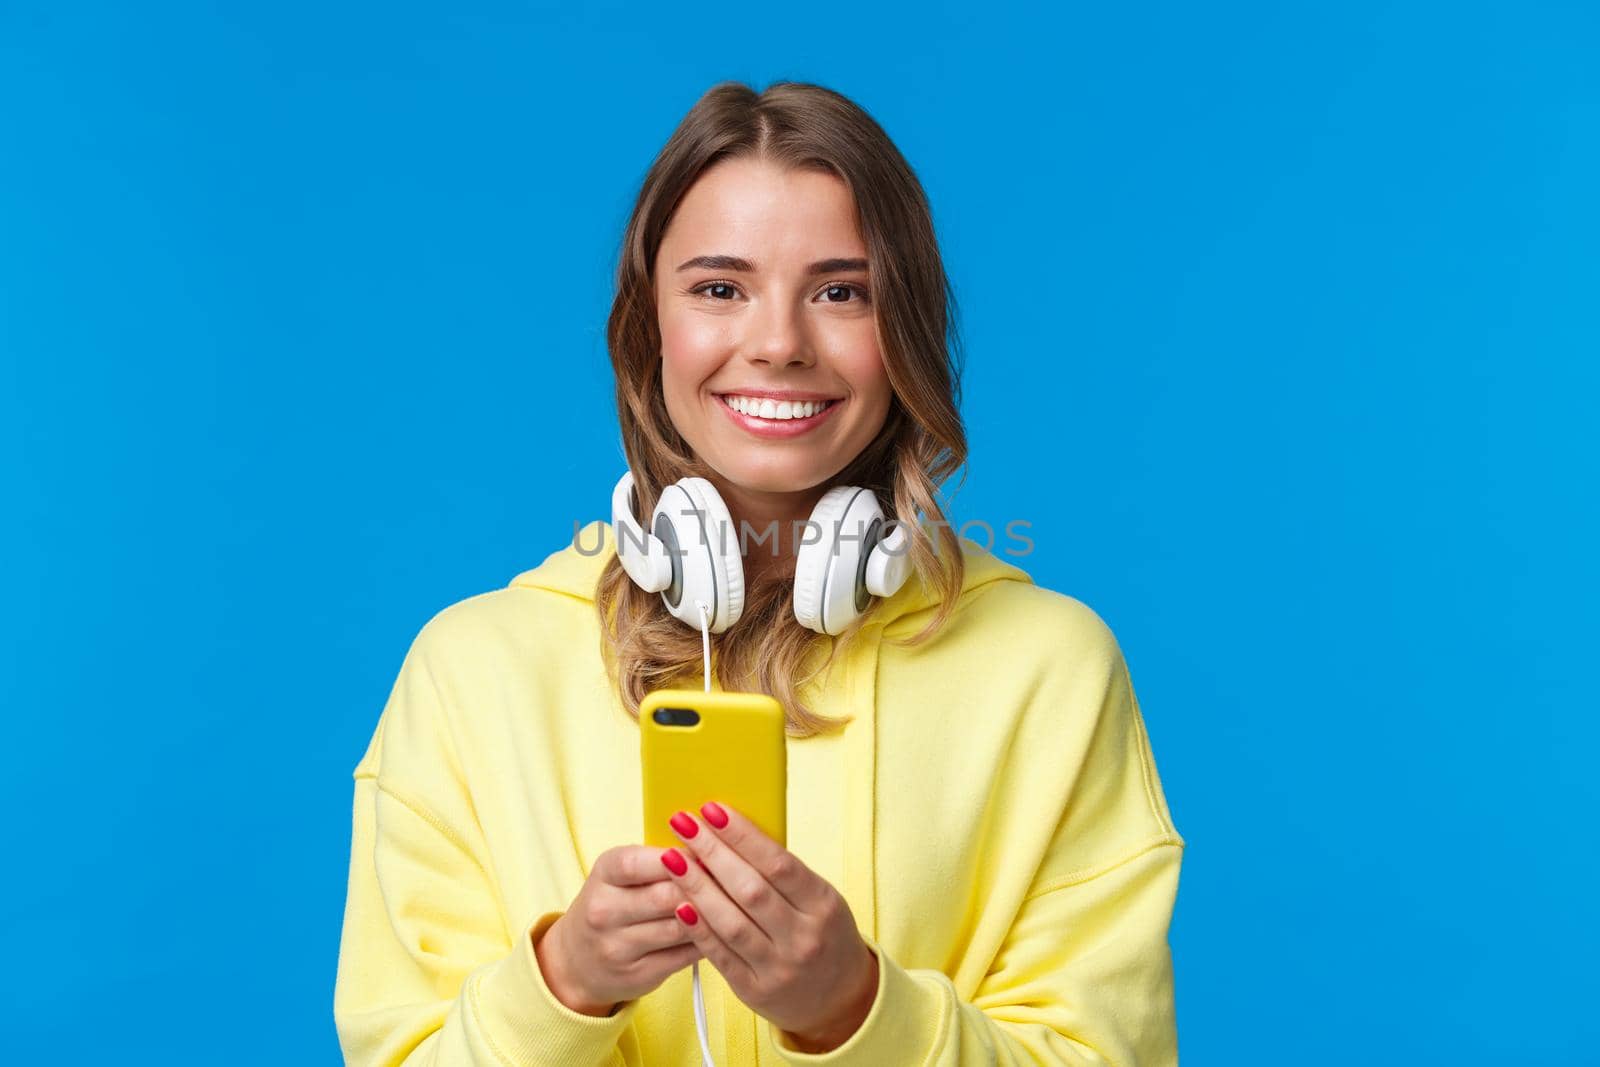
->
[653, 157, 892, 517]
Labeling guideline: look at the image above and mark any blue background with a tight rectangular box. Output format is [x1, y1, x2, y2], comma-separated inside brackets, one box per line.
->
[3, 2, 1595, 1062]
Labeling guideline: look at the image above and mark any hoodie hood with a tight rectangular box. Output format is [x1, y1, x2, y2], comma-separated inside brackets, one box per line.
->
[508, 517, 1034, 636]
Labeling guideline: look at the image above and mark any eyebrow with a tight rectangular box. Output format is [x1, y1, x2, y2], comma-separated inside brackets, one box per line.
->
[675, 254, 869, 275]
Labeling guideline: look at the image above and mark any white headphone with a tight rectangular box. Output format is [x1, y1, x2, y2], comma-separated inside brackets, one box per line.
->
[610, 470, 912, 636]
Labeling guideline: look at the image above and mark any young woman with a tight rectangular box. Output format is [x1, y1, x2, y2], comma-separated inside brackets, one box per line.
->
[334, 80, 1185, 1066]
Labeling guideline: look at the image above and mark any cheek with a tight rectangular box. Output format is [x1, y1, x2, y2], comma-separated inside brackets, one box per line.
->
[658, 316, 731, 433]
[835, 348, 892, 412]
[660, 307, 733, 366]
[662, 340, 734, 412]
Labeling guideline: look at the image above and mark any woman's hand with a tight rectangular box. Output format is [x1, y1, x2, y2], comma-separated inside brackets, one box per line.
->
[660, 801, 880, 1052]
[537, 845, 706, 1016]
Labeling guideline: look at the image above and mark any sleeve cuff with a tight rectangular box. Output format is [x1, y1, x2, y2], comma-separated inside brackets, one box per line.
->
[466, 909, 639, 1067]
[767, 935, 942, 1064]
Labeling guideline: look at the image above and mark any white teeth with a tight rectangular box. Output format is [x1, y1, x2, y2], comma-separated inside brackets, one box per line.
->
[721, 394, 835, 421]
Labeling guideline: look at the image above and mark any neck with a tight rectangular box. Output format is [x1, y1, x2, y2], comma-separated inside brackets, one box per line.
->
[702, 475, 828, 586]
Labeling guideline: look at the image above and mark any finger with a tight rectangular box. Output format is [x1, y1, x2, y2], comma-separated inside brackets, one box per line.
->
[602, 877, 695, 927]
[697, 801, 821, 913]
[660, 843, 769, 976]
[669, 809, 797, 940]
[600, 845, 683, 887]
[668, 885, 753, 986]
[619, 914, 699, 962]
[636, 939, 704, 973]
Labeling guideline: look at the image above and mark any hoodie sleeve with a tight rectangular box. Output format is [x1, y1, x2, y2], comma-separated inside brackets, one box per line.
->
[767, 628, 1186, 1066]
[767, 841, 1183, 1066]
[333, 618, 639, 1067]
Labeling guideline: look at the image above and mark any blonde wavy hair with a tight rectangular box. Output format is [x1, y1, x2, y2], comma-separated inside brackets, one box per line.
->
[596, 79, 969, 739]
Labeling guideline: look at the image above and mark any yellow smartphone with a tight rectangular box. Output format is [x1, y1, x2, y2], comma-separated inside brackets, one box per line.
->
[640, 688, 787, 850]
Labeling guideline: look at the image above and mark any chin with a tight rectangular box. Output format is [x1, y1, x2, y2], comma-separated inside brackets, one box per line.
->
[724, 472, 823, 495]
[713, 463, 833, 496]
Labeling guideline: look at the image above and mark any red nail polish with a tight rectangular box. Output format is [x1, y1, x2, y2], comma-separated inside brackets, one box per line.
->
[701, 802, 728, 829]
[676, 902, 699, 926]
[670, 811, 699, 838]
[661, 849, 688, 876]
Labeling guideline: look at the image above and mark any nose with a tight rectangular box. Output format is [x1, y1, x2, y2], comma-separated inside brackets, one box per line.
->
[744, 298, 816, 369]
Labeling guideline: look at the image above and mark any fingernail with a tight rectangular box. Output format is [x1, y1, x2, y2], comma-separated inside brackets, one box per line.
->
[700, 802, 728, 829]
[670, 811, 699, 838]
[661, 849, 688, 876]
[676, 902, 699, 926]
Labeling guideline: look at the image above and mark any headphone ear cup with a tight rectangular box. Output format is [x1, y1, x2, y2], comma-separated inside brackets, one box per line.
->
[864, 518, 913, 599]
[611, 471, 673, 593]
[669, 477, 745, 634]
[794, 486, 882, 635]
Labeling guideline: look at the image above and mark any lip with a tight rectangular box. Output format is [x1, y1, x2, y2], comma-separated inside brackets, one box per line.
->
[715, 387, 844, 403]
[714, 393, 844, 439]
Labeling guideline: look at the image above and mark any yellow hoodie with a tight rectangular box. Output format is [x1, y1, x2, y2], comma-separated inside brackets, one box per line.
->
[334, 520, 1186, 1066]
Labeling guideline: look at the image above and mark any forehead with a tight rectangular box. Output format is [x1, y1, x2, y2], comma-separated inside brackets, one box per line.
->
[660, 158, 866, 264]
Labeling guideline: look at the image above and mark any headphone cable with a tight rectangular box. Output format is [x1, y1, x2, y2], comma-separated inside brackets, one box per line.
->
[689, 598, 716, 1067]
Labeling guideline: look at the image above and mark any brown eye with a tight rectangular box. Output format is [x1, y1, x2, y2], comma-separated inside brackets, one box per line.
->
[691, 282, 739, 300]
[821, 284, 868, 304]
